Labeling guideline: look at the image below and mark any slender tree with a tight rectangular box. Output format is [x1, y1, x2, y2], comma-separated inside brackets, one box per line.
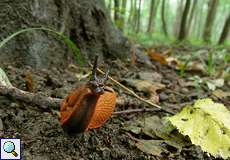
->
[135, 0, 142, 33]
[120, 0, 127, 31]
[132, 0, 137, 31]
[128, 0, 133, 24]
[195, 0, 206, 39]
[187, 0, 197, 34]
[203, 0, 219, 43]
[114, 0, 120, 24]
[107, 0, 112, 19]
[173, 0, 184, 37]
[161, 0, 168, 36]
[178, 0, 191, 41]
[147, 0, 155, 33]
[147, 0, 160, 33]
[218, 13, 230, 44]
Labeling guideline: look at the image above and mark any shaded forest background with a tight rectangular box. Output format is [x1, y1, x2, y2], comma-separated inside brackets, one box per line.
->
[106, 0, 230, 46]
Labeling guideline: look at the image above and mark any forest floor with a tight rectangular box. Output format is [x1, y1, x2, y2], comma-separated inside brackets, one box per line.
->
[0, 45, 229, 160]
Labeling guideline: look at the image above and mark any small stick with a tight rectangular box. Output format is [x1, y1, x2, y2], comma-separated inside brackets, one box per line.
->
[89, 63, 162, 109]
[0, 85, 61, 109]
[113, 107, 174, 115]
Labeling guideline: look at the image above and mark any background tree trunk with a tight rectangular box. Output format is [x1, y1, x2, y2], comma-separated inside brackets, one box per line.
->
[120, 0, 127, 31]
[203, 0, 219, 43]
[107, 0, 112, 19]
[114, 0, 120, 27]
[218, 13, 230, 44]
[161, 0, 168, 36]
[132, 0, 137, 31]
[0, 0, 129, 68]
[135, 0, 142, 33]
[173, 0, 184, 37]
[178, 0, 191, 41]
[147, 0, 155, 33]
[187, 0, 197, 35]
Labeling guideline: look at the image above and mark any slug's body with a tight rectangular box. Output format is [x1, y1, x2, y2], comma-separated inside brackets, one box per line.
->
[60, 56, 116, 133]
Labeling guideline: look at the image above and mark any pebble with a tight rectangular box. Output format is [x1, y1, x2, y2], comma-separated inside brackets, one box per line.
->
[159, 93, 169, 101]
[181, 88, 189, 94]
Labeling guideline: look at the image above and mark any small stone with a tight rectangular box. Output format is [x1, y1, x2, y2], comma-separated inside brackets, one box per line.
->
[159, 93, 169, 101]
[181, 88, 189, 94]
[138, 72, 163, 82]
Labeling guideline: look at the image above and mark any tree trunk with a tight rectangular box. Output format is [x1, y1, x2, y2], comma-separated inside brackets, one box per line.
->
[187, 0, 197, 34]
[178, 0, 191, 41]
[0, 0, 129, 68]
[128, 0, 133, 25]
[173, 0, 184, 37]
[203, 0, 219, 43]
[194, 0, 206, 39]
[120, 0, 127, 31]
[147, 0, 155, 33]
[135, 0, 142, 33]
[107, 0, 112, 19]
[114, 0, 120, 24]
[161, 0, 168, 36]
[132, 0, 137, 31]
[218, 13, 230, 44]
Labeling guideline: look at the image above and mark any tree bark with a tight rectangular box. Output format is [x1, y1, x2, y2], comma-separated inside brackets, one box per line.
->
[107, 0, 112, 19]
[135, 0, 142, 33]
[203, 0, 219, 43]
[132, 0, 137, 31]
[173, 0, 184, 37]
[120, 0, 127, 31]
[187, 0, 197, 35]
[178, 0, 191, 41]
[161, 0, 168, 36]
[147, 0, 155, 33]
[218, 13, 230, 44]
[114, 0, 120, 22]
[0, 0, 129, 68]
[128, 0, 133, 25]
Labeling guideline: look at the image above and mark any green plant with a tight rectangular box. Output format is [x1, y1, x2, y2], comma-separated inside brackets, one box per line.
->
[0, 27, 84, 67]
[206, 51, 216, 76]
[178, 57, 192, 77]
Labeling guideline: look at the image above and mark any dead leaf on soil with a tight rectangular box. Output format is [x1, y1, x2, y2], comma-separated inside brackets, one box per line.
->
[124, 116, 190, 156]
[147, 48, 170, 65]
[0, 68, 12, 87]
[212, 89, 230, 99]
[136, 140, 168, 157]
[205, 78, 224, 91]
[124, 79, 165, 103]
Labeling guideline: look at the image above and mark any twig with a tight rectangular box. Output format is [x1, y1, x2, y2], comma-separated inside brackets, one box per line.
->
[89, 63, 162, 109]
[0, 85, 61, 109]
[113, 108, 159, 115]
[113, 107, 174, 115]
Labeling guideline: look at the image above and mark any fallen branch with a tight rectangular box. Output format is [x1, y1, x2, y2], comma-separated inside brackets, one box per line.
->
[113, 108, 160, 115]
[0, 85, 62, 109]
[0, 84, 174, 114]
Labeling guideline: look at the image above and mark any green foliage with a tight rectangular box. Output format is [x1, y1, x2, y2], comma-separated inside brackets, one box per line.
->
[106, 0, 229, 45]
[0, 68, 12, 87]
[206, 51, 216, 76]
[168, 99, 230, 159]
[0, 27, 84, 67]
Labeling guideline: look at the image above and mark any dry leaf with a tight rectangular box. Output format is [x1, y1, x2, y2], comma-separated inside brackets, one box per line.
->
[212, 89, 230, 99]
[148, 48, 168, 65]
[124, 79, 165, 103]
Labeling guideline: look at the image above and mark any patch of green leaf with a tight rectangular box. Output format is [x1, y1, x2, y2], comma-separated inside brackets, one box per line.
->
[168, 98, 230, 159]
[0, 68, 12, 87]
